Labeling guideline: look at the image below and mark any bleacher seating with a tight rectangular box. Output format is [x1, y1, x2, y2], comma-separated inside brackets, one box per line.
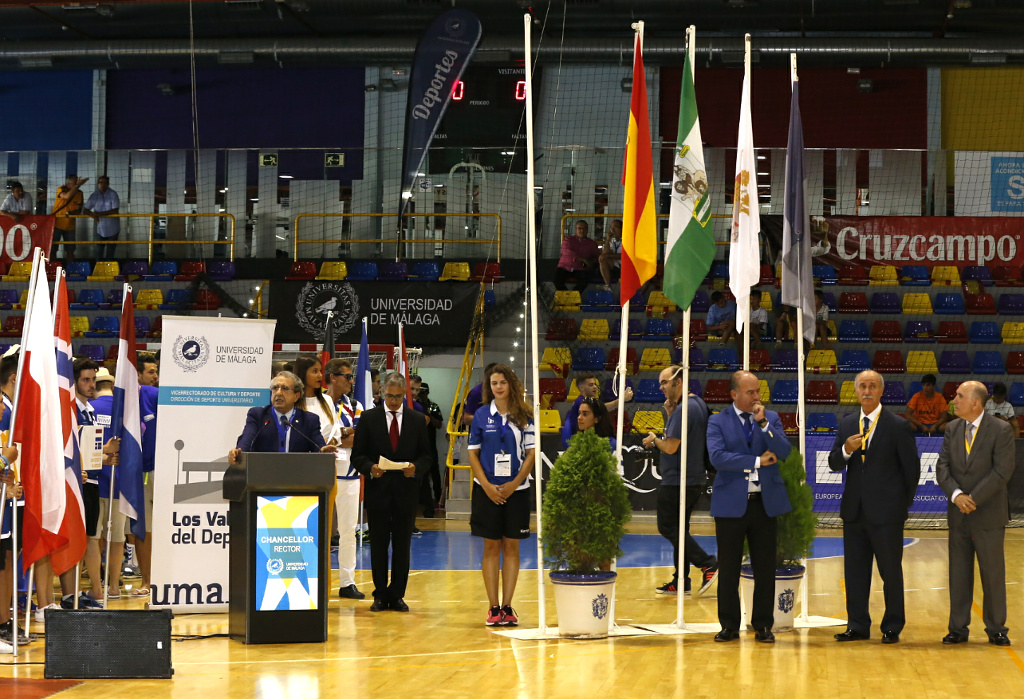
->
[440, 262, 471, 281]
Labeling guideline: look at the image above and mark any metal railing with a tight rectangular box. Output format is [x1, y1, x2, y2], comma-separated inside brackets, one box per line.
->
[293, 212, 501, 262]
[61, 212, 236, 264]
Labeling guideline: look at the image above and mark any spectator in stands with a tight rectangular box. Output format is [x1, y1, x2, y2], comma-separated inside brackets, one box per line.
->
[83, 175, 120, 261]
[463, 363, 497, 427]
[774, 304, 798, 348]
[907, 374, 949, 434]
[985, 382, 1019, 438]
[561, 372, 634, 447]
[466, 365, 535, 626]
[51, 175, 87, 262]
[598, 219, 623, 291]
[324, 358, 364, 600]
[137, 353, 159, 387]
[554, 220, 600, 292]
[0, 181, 33, 223]
[814, 289, 832, 350]
[748, 294, 769, 347]
[707, 291, 738, 347]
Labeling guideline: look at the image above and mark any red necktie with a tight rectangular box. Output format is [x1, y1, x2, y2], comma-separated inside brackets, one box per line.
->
[389, 411, 400, 452]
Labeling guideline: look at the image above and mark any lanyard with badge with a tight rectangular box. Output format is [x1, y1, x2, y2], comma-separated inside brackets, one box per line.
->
[494, 415, 513, 478]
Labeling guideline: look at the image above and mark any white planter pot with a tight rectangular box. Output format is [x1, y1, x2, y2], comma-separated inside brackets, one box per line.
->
[739, 565, 806, 633]
[549, 571, 617, 639]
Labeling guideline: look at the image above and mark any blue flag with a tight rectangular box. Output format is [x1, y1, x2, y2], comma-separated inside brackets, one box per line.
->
[781, 79, 815, 343]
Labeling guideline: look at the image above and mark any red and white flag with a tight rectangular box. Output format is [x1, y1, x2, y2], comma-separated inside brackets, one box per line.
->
[13, 252, 67, 570]
[50, 269, 87, 575]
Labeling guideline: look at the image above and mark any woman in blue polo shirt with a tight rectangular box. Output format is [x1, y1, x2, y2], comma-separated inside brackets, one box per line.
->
[467, 364, 535, 628]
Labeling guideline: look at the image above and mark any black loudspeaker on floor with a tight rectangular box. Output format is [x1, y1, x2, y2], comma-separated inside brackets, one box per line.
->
[44, 609, 174, 679]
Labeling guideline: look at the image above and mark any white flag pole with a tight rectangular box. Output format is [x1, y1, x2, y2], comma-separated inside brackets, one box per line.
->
[523, 11, 547, 633]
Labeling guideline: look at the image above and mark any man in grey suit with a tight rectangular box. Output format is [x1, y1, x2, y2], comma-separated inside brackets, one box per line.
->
[937, 380, 1015, 647]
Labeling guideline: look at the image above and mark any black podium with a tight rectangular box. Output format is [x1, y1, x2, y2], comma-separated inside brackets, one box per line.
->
[223, 452, 335, 644]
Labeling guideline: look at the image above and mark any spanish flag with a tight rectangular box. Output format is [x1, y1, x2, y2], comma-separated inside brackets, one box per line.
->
[620, 30, 658, 306]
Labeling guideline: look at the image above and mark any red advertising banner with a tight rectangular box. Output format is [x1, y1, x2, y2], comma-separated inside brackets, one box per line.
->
[0, 216, 55, 267]
[805, 216, 1024, 269]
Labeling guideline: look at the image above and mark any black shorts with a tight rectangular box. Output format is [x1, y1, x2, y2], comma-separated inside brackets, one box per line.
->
[84, 482, 100, 537]
[470, 485, 531, 540]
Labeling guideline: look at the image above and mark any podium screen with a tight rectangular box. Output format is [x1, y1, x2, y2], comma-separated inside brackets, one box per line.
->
[254, 495, 320, 611]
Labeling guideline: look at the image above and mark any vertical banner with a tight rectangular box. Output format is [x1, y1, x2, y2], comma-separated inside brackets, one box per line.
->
[151, 316, 276, 611]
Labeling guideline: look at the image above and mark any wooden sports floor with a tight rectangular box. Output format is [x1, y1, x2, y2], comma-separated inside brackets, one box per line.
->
[4, 520, 1024, 699]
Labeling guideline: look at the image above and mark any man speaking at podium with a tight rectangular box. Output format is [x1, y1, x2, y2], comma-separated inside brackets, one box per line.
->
[229, 372, 336, 463]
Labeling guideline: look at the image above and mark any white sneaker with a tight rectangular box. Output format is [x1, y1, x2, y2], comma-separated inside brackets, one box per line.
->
[34, 603, 60, 623]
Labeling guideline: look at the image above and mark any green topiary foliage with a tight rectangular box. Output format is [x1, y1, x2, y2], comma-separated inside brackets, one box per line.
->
[775, 449, 818, 568]
[541, 429, 632, 574]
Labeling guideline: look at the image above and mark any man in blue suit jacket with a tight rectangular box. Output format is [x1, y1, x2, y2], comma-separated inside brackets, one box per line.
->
[707, 370, 792, 643]
[229, 372, 334, 463]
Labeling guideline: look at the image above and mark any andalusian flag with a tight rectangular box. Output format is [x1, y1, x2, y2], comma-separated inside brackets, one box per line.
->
[729, 44, 761, 333]
[664, 43, 714, 311]
[620, 30, 658, 306]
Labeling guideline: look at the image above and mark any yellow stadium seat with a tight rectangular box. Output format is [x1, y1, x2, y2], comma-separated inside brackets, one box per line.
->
[552, 290, 581, 312]
[760, 291, 773, 312]
[3, 261, 32, 282]
[840, 380, 858, 405]
[806, 349, 838, 374]
[759, 379, 770, 404]
[578, 319, 610, 341]
[439, 262, 471, 281]
[633, 410, 665, 433]
[639, 347, 672, 372]
[1002, 322, 1024, 344]
[566, 379, 580, 402]
[868, 266, 898, 286]
[901, 292, 933, 315]
[69, 316, 89, 337]
[539, 409, 563, 434]
[541, 347, 572, 377]
[317, 261, 348, 280]
[906, 350, 938, 374]
[135, 289, 164, 309]
[931, 265, 961, 287]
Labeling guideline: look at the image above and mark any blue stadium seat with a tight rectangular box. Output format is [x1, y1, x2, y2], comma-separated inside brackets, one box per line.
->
[807, 413, 838, 434]
[582, 289, 615, 311]
[707, 348, 739, 371]
[772, 380, 799, 404]
[1009, 383, 1024, 407]
[813, 264, 837, 285]
[903, 320, 934, 343]
[838, 350, 871, 373]
[998, 294, 1024, 315]
[70, 288, 105, 309]
[881, 382, 906, 405]
[962, 265, 992, 287]
[934, 293, 966, 315]
[838, 320, 870, 342]
[643, 318, 674, 339]
[973, 351, 1006, 374]
[938, 351, 970, 374]
[969, 321, 1001, 344]
[899, 265, 930, 286]
[572, 347, 606, 371]
[347, 261, 379, 281]
[610, 319, 642, 341]
[869, 292, 900, 314]
[409, 261, 441, 281]
[691, 290, 710, 314]
[634, 379, 663, 403]
[773, 349, 799, 372]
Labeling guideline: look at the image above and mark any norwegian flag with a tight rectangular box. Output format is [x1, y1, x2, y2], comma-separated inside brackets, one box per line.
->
[50, 269, 87, 575]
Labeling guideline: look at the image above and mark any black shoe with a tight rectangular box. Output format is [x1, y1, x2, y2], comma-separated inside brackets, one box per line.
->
[391, 598, 410, 612]
[369, 598, 388, 612]
[881, 631, 900, 644]
[943, 632, 968, 645]
[834, 629, 870, 642]
[989, 632, 1011, 647]
[755, 628, 775, 643]
[338, 584, 366, 600]
[714, 628, 740, 642]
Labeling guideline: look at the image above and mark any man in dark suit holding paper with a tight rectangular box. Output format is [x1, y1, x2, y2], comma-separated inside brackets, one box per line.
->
[707, 370, 792, 644]
[228, 372, 333, 463]
[352, 372, 431, 612]
[829, 370, 920, 645]
[937, 381, 1015, 647]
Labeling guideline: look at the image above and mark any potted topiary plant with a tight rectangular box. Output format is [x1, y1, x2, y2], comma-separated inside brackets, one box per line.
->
[740, 448, 818, 632]
[541, 429, 632, 638]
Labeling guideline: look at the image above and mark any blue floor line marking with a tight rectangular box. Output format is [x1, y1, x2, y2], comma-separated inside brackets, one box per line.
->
[331, 532, 916, 572]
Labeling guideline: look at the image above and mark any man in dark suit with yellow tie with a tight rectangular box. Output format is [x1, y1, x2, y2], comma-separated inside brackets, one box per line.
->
[352, 372, 431, 612]
[707, 370, 792, 643]
[828, 370, 920, 644]
[937, 381, 1015, 646]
